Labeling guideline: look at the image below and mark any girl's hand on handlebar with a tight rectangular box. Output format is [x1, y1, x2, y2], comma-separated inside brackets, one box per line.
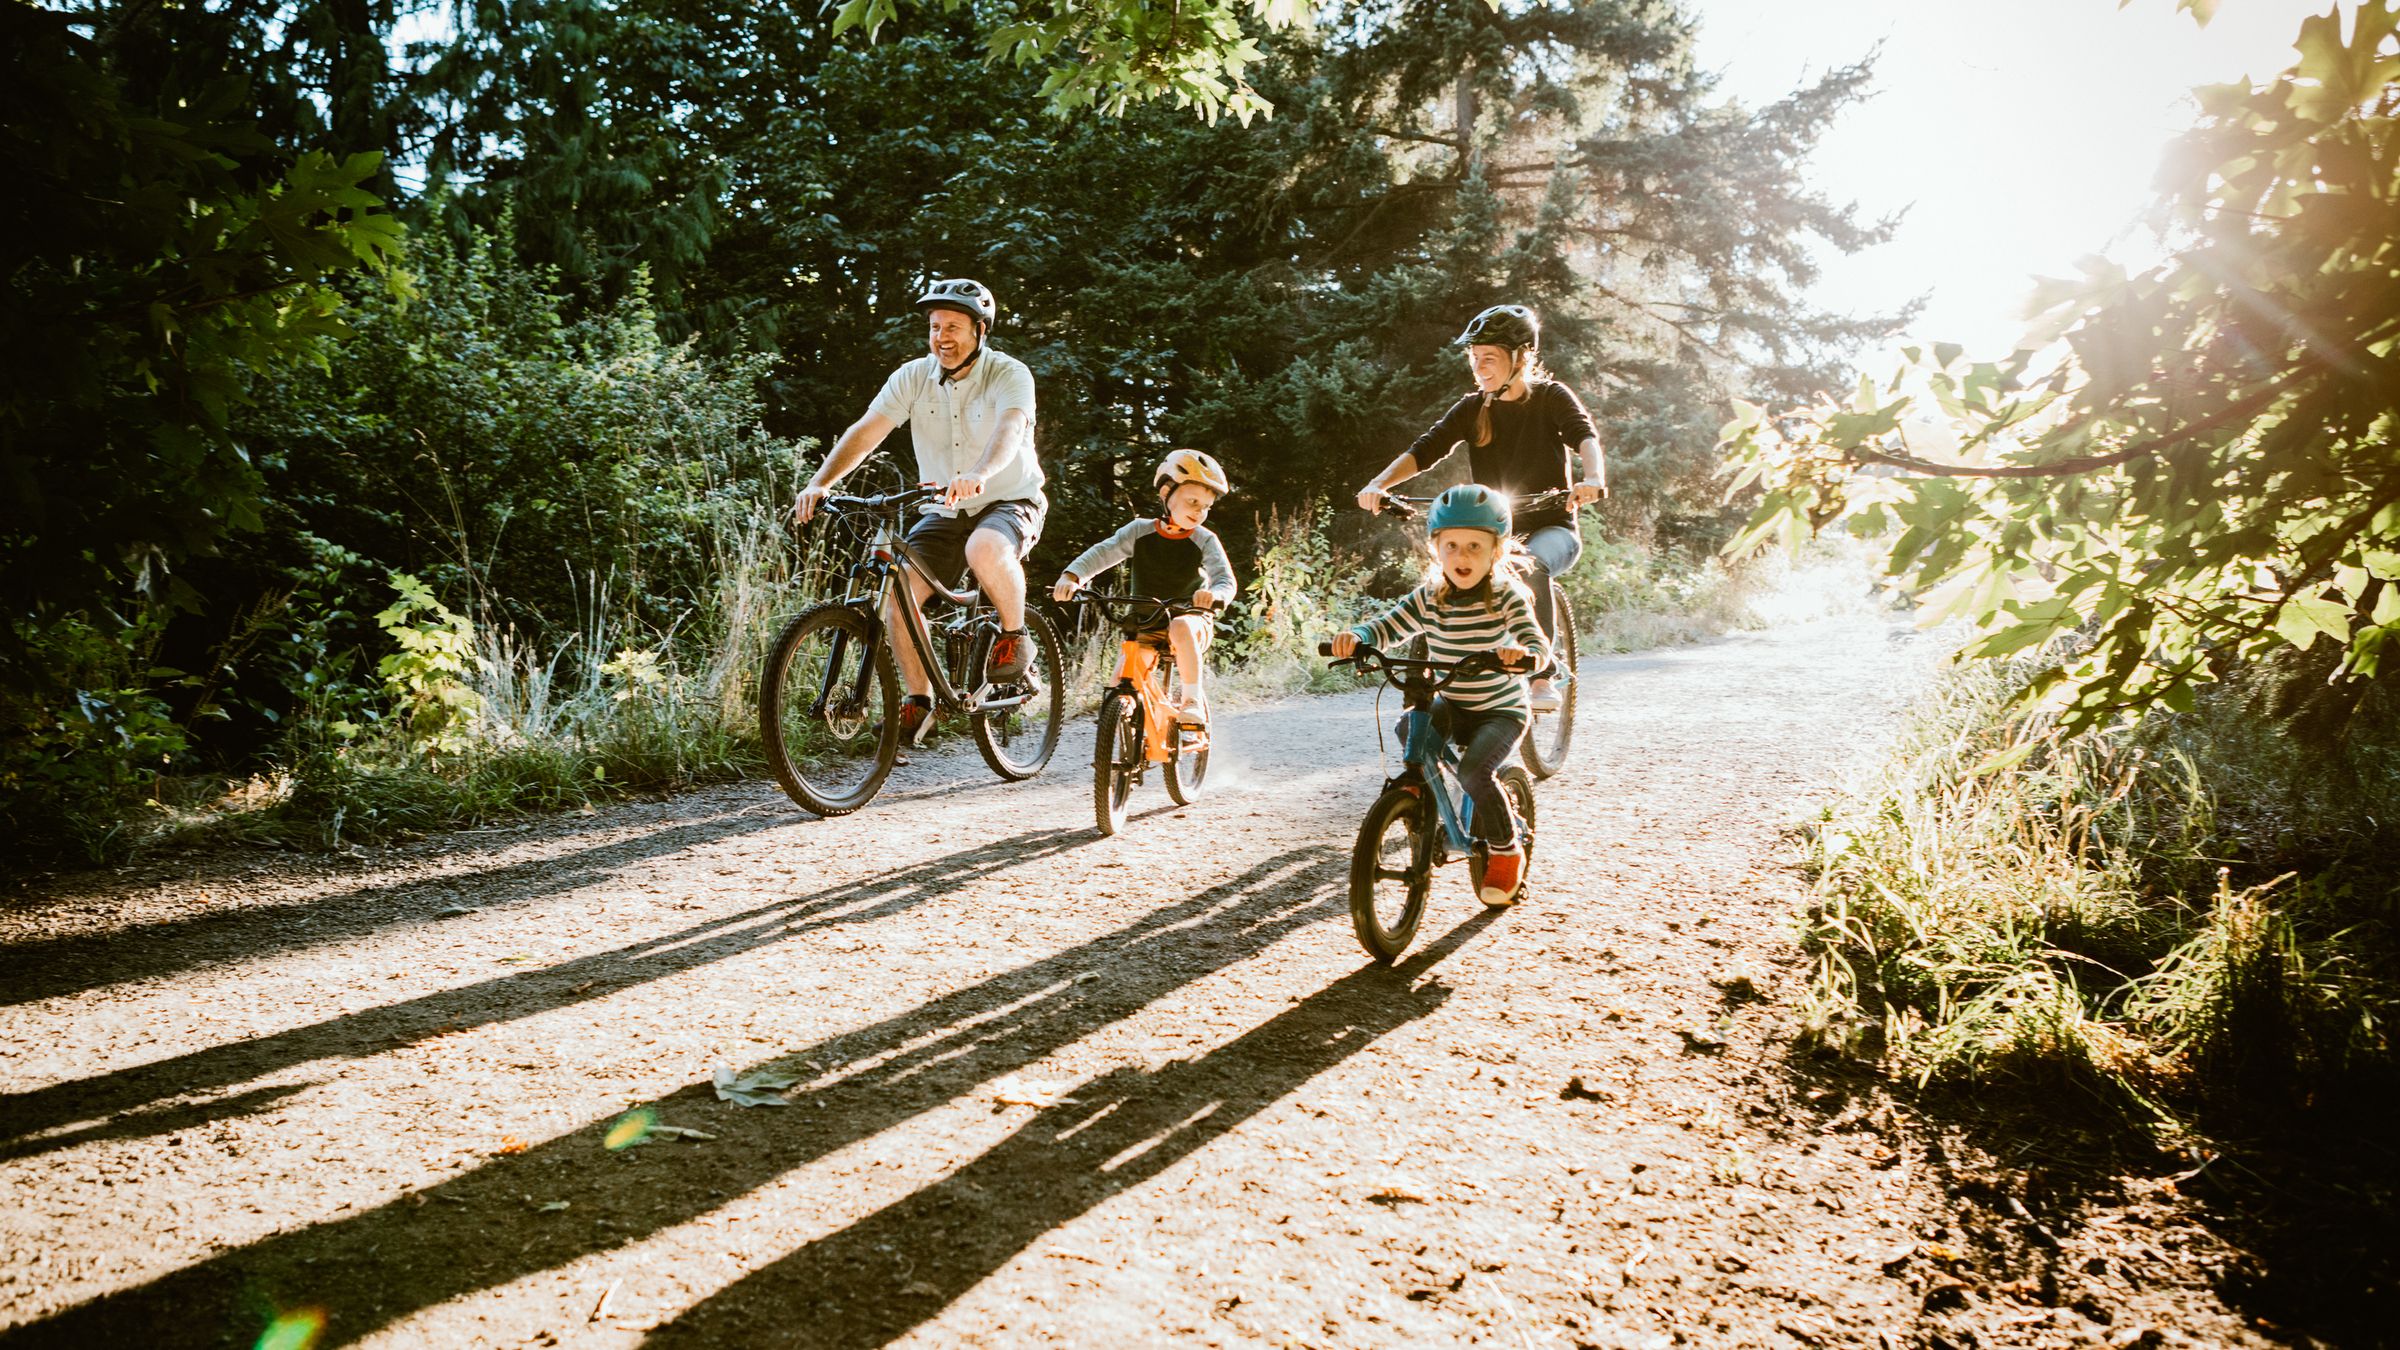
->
[1052, 575, 1080, 603]
[1497, 644, 1532, 672]
[1327, 632, 1360, 660]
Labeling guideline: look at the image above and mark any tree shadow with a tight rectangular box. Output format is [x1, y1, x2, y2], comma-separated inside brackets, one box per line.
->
[1, 844, 1350, 1348]
[1780, 1051, 2400, 1349]
[648, 910, 1499, 1348]
[0, 824, 1091, 1157]
[0, 802, 791, 1010]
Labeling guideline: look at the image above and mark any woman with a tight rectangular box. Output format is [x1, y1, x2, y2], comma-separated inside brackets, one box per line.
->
[1357, 304, 1607, 712]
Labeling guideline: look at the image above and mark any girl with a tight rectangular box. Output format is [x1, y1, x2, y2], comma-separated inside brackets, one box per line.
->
[1355, 304, 1605, 713]
[1328, 484, 1550, 905]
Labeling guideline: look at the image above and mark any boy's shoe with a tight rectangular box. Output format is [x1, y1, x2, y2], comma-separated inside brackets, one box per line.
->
[1478, 848, 1524, 907]
[1173, 690, 1209, 728]
[987, 629, 1031, 682]
[1527, 679, 1562, 714]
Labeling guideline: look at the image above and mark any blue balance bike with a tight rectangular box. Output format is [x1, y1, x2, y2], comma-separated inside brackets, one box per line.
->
[1319, 641, 1539, 962]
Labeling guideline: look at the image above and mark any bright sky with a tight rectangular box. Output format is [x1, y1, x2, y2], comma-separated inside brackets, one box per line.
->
[1687, 0, 2346, 355]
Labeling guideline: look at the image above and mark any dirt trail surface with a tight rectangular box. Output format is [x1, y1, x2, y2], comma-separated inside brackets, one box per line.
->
[1, 617, 2280, 1349]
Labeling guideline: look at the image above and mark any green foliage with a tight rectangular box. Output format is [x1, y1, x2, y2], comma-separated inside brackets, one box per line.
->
[1798, 649, 2400, 1131]
[373, 572, 482, 756]
[0, 614, 186, 863]
[0, 5, 403, 687]
[834, 0, 1305, 121]
[1723, 2, 2400, 732]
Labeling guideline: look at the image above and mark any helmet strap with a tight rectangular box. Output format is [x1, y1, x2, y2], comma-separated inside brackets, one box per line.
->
[938, 334, 983, 384]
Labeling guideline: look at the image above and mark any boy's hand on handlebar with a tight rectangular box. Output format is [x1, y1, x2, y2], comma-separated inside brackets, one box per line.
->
[1327, 632, 1360, 660]
[793, 484, 831, 525]
[1190, 590, 1217, 612]
[1051, 575, 1080, 604]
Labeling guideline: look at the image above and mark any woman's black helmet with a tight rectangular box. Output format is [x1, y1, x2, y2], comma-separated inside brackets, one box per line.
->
[917, 278, 998, 329]
[1454, 304, 1539, 351]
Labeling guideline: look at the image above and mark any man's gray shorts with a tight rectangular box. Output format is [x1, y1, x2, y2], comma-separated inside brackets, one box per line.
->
[904, 499, 1044, 590]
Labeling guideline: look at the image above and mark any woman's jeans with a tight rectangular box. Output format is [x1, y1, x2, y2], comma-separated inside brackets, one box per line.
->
[1429, 699, 1527, 848]
[1521, 523, 1583, 643]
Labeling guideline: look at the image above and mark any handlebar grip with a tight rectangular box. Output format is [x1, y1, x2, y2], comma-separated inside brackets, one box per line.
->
[1316, 641, 1335, 657]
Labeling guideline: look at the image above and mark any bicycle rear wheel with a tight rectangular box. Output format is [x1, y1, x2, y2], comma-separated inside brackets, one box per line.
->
[758, 602, 899, 816]
[1163, 663, 1208, 806]
[1092, 691, 1142, 836]
[973, 606, 1065, 780]
[1349, 786, 1433, 963]
[1522, 587, 1577, 780]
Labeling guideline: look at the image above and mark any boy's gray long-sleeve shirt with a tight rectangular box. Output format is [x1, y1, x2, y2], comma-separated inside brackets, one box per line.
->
[1063, 519, 1238, 607]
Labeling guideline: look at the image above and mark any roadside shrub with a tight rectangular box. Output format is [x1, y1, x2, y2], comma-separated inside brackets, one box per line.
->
[1799, 648, 2400, 1133]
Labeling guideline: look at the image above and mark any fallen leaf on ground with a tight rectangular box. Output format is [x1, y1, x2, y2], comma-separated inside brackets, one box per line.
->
[712, 1066, 798, 1107]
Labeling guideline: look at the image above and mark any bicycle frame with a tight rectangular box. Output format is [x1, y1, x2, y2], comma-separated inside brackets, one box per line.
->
[1393, 695, 1480, 859]
[820, 501, 1027, 718]
[1112, 639, 1210, 765]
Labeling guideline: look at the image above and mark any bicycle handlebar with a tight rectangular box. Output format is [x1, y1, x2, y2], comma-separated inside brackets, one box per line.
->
[1370, 486, 1573, 521]
[1066, 591, 1223, 625]
[824, 483, 940, 513]
[1314, 641, 1548, 686]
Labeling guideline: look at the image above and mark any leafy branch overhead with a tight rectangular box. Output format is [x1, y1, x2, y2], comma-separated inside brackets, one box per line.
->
[832, 0, 1469, 121]
[1721, 0, 2400, 734]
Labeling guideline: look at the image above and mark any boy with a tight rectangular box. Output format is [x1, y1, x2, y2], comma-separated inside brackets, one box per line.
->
[1053, 450, 1238, 726]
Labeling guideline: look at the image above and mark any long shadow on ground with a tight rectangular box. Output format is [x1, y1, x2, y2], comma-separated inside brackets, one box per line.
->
[0, 804, 790, 1010]
[650, 911, 1497, 1348]
[0, 845, 1349, 1348]
[0, 824, 1090, 1160]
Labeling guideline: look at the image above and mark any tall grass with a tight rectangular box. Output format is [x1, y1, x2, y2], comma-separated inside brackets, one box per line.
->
[1798, 649, 2400, 1135]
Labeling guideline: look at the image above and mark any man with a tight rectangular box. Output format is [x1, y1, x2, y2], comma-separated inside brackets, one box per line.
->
[793, 278, 1044, 745]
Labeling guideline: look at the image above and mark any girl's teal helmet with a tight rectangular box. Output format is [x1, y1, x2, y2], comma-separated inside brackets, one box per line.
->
[1427, 484, 1512, 537]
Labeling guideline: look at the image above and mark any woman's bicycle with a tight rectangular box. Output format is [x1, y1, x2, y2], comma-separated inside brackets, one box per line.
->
[1318, 641, 1539, 963]
[759, 485, 1065, 816]
[1065, 592, 1215, 836]
[1378, 489, 1578, 780]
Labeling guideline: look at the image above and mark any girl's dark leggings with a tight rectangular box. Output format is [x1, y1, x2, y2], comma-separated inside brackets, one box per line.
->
[1430, 699, 1526, 848]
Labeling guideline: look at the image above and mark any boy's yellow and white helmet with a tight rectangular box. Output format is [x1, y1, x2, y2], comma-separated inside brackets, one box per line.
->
[1155, 448, 1231, 497]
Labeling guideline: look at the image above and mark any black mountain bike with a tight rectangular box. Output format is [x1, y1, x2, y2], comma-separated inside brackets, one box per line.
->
[760, 485, 1064, 816]
[1378, 488, 1578, 780]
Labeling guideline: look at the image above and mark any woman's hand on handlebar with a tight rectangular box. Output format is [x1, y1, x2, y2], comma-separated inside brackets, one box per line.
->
[1356, 486, 1389, 515]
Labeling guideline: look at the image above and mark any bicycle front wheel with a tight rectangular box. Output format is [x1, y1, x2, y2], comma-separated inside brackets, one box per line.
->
[758, 602, 899, 816]
[1092, 691, 1141, 836]
[1522, 588, 1577, 780]
[973, 605, 1065, 780]
[1349, 786, 1433, 963]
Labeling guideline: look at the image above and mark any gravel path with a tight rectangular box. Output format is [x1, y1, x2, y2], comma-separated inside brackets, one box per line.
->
[0, 618, 2280, 1348]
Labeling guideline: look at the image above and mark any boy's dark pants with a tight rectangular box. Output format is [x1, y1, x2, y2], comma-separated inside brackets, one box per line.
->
[1429, 698, 1526, 848]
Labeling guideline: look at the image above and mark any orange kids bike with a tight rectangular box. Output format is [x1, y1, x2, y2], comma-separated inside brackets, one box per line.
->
[1069, 592, 1216, 835]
